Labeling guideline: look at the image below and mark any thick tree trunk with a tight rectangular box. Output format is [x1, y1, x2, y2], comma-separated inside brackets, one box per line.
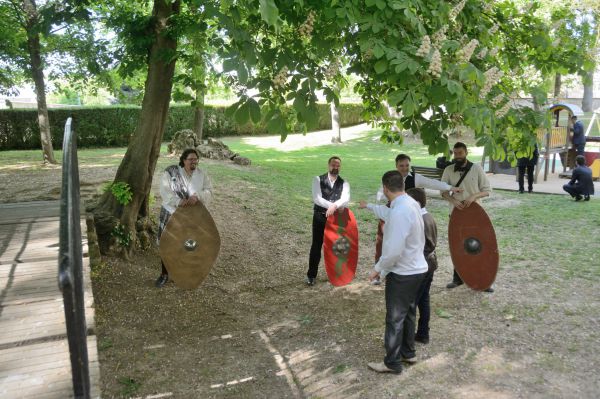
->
[93, 0, 181, 253]
[553, 73, 561, 99]
[193, 90, 205, 141]
[582, 71, 594, 112]
[23, 0, 56, 164]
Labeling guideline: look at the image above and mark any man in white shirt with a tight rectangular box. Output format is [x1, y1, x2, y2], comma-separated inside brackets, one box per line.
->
[360, 170, 428, 374]
[306, 156, 350, 286]
[372, 154, 461, 282]
[156, 148, 213, 288]
[440, 142, 492, 292]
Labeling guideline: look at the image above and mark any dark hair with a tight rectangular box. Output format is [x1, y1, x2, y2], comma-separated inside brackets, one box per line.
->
[576, 155, 585, 166]
[328, 156, 341, 164]
[382, 170, 404, 193]
[571, 115, 578, 120]
[406, 188, 426, 208]
[395, 154, 411, 164]
[453, 142, 467, 151]
[179, 148, 199, 167]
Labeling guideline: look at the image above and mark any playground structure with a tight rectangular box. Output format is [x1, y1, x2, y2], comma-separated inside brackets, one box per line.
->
[535, 103, 583, 181]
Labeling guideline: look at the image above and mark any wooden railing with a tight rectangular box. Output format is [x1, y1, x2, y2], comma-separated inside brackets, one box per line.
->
[536, 126, 568, 150]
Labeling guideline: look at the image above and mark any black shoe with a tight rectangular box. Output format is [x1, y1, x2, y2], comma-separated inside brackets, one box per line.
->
[528, 189, 533, 193]
[155, 274, 168, 288]
[415, 336, 429, 344]
[518, 189, 524, 194]
[484, 287, 494, 293]
[584, 195, 590, 201]
[446, 281, 463, 289]
[575, 195, 583, 202]
[305, 277, 316, 286]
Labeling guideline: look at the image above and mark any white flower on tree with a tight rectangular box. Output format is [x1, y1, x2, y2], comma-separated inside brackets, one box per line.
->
[416, 35, 432, 57]
[272, 66, 289, 90]
[427, 48, 442, 79]
[298, 11, 316, 38]
[456, 39, 479, 63]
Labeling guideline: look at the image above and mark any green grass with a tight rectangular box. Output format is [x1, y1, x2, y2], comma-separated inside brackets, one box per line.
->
[2, 128, 599, 282]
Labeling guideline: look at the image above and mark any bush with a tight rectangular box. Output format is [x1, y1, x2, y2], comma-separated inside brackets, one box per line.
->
[0, 103, 365, 150]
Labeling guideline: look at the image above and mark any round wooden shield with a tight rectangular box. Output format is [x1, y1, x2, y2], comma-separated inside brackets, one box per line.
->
[159, 202, 220, 289]
[448, 202, 499, 291]
[323, 208, 359, 286]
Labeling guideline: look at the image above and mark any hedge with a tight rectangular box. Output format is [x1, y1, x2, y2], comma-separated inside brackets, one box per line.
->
[0, 103, 365, 150]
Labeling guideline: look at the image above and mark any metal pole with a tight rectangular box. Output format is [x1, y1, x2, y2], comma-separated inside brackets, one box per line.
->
[58, 117, 91, 398]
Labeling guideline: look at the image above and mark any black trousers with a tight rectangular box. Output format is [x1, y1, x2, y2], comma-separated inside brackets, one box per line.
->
[307, 211, 327, 279]
[518, 157, 537, 192]
[384, 272, 426, 372]
[415, 270, 434, 339]
[563, 183, 589, 198]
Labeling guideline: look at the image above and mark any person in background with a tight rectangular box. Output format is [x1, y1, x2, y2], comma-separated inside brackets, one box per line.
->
[563, 155, 594, 201]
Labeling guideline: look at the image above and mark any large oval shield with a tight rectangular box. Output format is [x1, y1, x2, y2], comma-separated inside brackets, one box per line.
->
[448, 202, 499, 291]
[323, 208, 359, 286]
[159, 202, 220, 289]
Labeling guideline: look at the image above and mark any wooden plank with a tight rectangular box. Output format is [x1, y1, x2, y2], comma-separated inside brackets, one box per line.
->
[0, 202, 100, 398]
[0, 337, 100, 398]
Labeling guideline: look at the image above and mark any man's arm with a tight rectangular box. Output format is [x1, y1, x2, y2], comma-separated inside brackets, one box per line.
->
[159, 171, 181, 208]
[440, 168, 465, 209]
[415, 173, 455, 192]
[463, 166, 490, 207]
[374, 211, 410, 276]
[333, 181, 350, 209]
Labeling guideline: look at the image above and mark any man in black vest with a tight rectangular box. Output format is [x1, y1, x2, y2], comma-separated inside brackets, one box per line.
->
[306, 156, 350, 286]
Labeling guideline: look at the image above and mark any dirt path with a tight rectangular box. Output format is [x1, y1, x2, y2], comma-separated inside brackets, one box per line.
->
[1, 151, 598, 398]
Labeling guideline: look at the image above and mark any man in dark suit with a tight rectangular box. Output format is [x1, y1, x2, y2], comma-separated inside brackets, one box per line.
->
[563, 155, 594, 201]
[570, 116, 586, 156]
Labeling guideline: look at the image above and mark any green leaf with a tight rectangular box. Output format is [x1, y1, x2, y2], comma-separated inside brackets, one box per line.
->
[402, 92, 415, 117]
[259, 0, 279, 28]
[387, 90, 407, 106]
[375, 0, 386, 10]
[235, 101, 250, 125]
[237, 64, 248, 84]
[374, 59, 388, 74]
[435, 308, 452, 319]
[248, 98, 261, 123]
[365, 0, 376, 6]
[267, 112, 286, 134]
[223, 58, 237, 73]
[447, 80, 463, 95]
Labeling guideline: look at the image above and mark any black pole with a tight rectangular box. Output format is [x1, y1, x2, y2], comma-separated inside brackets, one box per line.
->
[58, 117, 91, 398]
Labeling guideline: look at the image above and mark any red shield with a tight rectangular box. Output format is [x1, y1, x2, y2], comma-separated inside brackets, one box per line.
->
[323, 208, 359, 286]
[448, 202, 499, 291]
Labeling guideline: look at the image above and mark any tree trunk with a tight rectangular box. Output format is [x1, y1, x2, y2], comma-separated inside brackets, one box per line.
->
[553, 73, 561, 99]
[330, 101, 341, 143]
[193, 90, 205, 141]
[23, 0, 56, 164]
[92, 0, 181, 253]
[582, 71, 594, 112]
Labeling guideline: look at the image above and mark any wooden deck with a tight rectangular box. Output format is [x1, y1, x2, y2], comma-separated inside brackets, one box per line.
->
[0, 201, 100, 398]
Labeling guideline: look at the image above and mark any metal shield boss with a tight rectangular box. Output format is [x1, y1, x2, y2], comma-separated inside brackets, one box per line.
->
[448, 202, 499, 291]
[159, 202, 220, 289]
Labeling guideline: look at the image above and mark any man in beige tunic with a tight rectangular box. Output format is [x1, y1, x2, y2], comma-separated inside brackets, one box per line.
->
[440, 142, 493, 292]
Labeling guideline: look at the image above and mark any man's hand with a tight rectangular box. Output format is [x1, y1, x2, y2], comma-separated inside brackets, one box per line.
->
[179, 198, 189, 207]
[462, 194, 477, 208]
[369, 270, 380, 282]
[188, 195, 199, 206]
[326, 203, 338, 217]
[453, 197, 465, 210]
[359, 200, 368, 209]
